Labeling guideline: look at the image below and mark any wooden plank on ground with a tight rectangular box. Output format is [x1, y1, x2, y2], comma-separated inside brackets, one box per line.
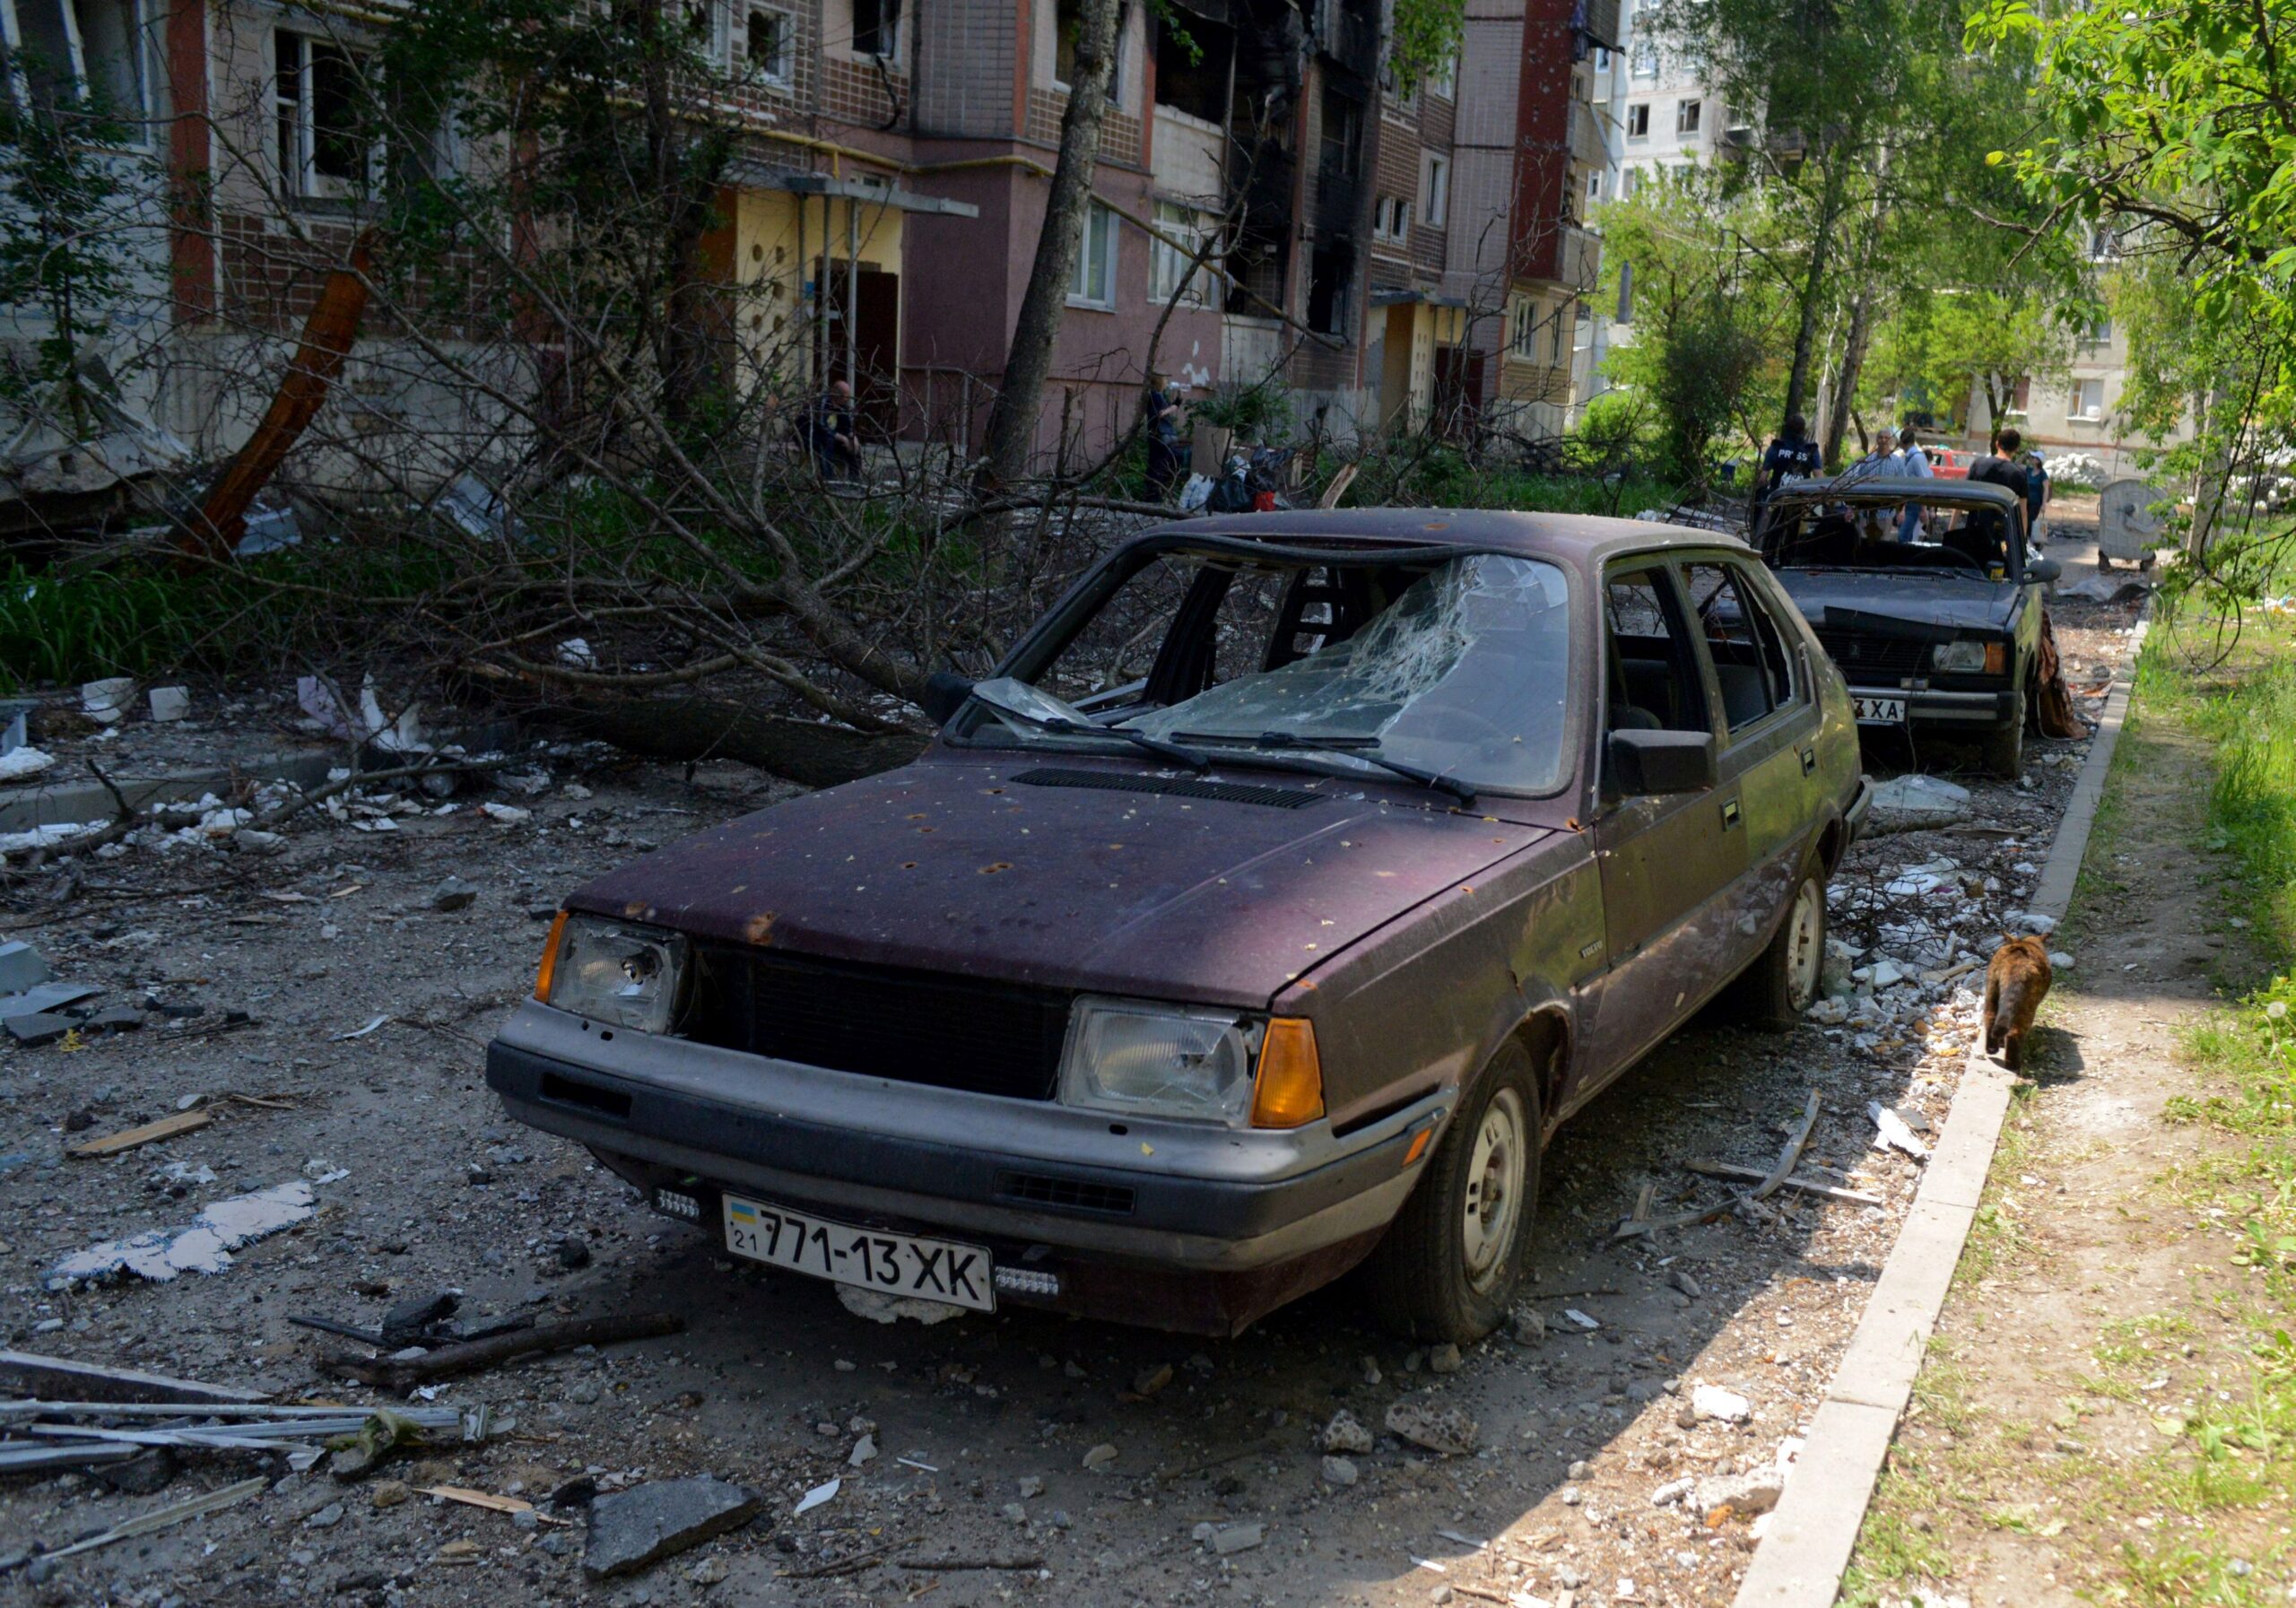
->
[66, 1110, 211, 1158]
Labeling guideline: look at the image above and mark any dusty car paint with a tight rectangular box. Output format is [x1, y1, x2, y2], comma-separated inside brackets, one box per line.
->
[488, 510, 1867, 1334]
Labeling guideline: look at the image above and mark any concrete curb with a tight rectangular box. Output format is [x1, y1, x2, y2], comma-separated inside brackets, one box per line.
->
[1733, 614, 2150, 1607]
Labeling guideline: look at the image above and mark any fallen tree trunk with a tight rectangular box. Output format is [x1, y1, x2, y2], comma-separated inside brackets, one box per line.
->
[547, 698, 931, 788]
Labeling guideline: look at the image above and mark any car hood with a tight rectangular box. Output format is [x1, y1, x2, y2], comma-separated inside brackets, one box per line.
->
[1770, 568, 2022, 634]
[566, 756, 1552, 1007]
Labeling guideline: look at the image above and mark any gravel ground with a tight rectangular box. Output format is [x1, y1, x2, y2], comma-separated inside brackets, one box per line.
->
[0, 555, 2145, 1608]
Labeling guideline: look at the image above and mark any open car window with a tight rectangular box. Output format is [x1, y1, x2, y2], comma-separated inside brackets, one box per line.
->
[986, 549, 1577, 795]
[1681, 561, 1796, 733]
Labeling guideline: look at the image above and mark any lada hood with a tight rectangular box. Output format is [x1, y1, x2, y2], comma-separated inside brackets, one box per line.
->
[1770, 567, 2025, 635]
[566, 755, 1552, 1008]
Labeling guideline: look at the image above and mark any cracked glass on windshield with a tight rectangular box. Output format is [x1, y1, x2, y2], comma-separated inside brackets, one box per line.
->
[991, 550, 1574, 794]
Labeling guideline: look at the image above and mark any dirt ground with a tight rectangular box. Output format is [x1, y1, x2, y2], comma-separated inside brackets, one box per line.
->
[0, 538, 2145, 1608]
[1846, 607, 2288, 1608]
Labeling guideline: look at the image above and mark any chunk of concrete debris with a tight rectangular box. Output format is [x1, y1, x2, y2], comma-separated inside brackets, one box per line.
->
[231, 829, 286, 855]
[1321, 1456, 1359, 1488]
[0, 744, 56, 781]
[1649, 1476, 1694, 1507]
[2005, 910, 2059, 936]
[1691, 1385, 1752, 1424]
[1668, 1268, 1703, 1299]
[1509, 1308, 1547, 1344]
[430, 876, 479, 912]
[1321, 1410, 1375, 1456]
[1699, 1467, 1785, 1519]
[1384, 1401, 1478, 1456]
[480, 803, 530, 825]
[582, 1477, 761, 1578]
[1131, 1362, 1175, 1398]
[836, 1284, 965, 1326]
[148, 686, 190, 722]
[1016, 1474, 1043, 1499]
[47, 1180, 317, 1288]
[0, 939, 52, 994]
[1201, 1521, 1264, 1555]
[1868, 1101, 1931, 1160]
[1867, 774, 1972, 834]
[848, 1433, 877, 1468]
[1081, 1442, 1118, 1472]
[1426, 1343, 1463, 1375]
[5, 1012, 75, 1047]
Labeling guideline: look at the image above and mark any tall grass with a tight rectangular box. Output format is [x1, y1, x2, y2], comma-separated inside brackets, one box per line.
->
[2201, 646, 2296, 952]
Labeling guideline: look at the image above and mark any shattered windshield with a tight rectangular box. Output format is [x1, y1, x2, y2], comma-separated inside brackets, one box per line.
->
[980, 551, 1575, 795]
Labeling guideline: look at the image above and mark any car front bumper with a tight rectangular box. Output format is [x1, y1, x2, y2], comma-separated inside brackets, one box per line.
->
[484, 1004, 1441, 1330]
[1849, 684, 2016, 727]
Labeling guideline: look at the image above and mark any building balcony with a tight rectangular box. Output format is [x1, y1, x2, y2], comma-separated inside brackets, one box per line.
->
[1568, 100, 1606, 169]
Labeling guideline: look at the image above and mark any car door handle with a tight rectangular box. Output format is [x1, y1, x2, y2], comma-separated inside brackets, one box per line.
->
[1799, 746, 1817, 776]
[1720, 797, 1743, 830]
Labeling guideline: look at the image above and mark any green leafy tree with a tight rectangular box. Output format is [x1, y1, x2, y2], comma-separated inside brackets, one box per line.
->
[0, 55, 141, 431]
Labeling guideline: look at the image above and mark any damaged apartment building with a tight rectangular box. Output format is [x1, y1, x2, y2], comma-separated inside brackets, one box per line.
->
[2, 0, 1609, 495]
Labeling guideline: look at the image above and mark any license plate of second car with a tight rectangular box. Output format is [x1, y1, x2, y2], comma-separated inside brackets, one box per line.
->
[1852, 695, 1908, 725]
[723, 1194, 996, 1311]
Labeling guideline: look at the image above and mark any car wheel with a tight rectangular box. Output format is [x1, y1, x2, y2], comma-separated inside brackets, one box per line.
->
[1366, 1041, 1541, 1344]
[1981, 684, 2026, 778]
[1736, 861, 1829, 1030]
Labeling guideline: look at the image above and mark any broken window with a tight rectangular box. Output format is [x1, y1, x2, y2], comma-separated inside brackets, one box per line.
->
[853, 0, 900, 59]
[1680, 561, 1791, 731]
[276, 29, 380, 199]
[1055, 0, 1124, 98]
[746, 6, 794, 81]
[1306, 243, 1351, 335]
[1675, 97, 1701, 135]
[1625, 101, 1648, 139]
[1605, 568, 1708, 734]
[1318, 86, 1361, 181]
[1153, 12, 1231, 124]
[4, 0, 149, 126]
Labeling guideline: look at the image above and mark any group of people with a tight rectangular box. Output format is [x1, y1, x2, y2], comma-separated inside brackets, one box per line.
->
[1754, 413, 2049, 545]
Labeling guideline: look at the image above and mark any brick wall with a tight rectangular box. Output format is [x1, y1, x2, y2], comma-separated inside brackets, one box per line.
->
[1024, 88, 1144, 166]
[912, 0, 1019, 136]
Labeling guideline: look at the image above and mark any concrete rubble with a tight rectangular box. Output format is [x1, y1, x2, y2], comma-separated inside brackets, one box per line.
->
[580, 1476, 761, 1578]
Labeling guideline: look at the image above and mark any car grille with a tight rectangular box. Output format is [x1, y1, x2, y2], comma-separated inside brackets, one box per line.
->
[682, 945, 1072, 1100]
[996, 1171, 1137, 1216]
[1814, 631, 1928, 676]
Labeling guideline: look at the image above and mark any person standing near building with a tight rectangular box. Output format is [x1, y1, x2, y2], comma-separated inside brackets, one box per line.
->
[1894, 424, 1934, 543]
[1142, 373, 1188, 500]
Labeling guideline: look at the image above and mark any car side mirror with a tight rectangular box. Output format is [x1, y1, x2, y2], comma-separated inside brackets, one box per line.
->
[1606, 728, 1718, 796]
[2028, 557, 2061, 584]
[920, 671, 976, 726]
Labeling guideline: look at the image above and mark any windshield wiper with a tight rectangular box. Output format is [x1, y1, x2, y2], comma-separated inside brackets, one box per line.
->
[1171, 730, 1478, 808]
[980, 702, 1213, 774]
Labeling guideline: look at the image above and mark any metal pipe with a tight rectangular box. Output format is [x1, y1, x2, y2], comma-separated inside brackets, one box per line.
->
[846, 196, 859, 397]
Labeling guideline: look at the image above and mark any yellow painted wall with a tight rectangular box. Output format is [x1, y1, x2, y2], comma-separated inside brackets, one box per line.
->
[731, 187, 906, 385]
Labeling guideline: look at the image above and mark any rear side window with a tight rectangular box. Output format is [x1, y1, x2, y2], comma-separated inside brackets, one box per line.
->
[1681, 561, 1796, 732]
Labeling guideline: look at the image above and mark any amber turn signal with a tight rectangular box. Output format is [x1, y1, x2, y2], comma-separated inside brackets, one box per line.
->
[1403, 1127, 1434, 1167]
[1250, 1017, 1325, 1128]
[1984, 641, 2008, 675]
[533, 909, 569, 1003]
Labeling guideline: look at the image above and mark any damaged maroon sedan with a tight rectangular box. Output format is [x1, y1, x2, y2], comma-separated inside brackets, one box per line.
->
[488, 512, 1869, 1340]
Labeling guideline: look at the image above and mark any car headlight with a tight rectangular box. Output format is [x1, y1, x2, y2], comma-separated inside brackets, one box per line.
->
[1931, 639, 2006, 674]
[1058, 999, 1325, 1128]
[535, 912, 688, 1033]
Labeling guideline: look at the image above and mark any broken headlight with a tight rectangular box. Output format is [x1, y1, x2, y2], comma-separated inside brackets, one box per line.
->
[542, 915, 688, 1033]
[1931, 639, 2007, 675]
[1059, 998, 1259, 1126]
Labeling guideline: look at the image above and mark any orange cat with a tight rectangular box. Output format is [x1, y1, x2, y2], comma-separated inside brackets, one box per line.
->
[1982, 934, 2054, 1073]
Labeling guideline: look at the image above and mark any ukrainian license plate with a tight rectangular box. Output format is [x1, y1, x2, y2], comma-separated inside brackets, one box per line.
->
[722, 1194, 996, 1311]
[1852, 695, 1908, 726]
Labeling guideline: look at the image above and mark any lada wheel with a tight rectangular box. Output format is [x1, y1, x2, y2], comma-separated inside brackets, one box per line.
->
[1368, 1041, 1541, 1343]
[1981, 684, 2027, 779]
[1738, 863, 1828, 1030]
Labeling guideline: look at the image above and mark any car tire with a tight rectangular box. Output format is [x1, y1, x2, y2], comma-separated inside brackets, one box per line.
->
[1981, 684, 2026, 778]
[1736, 859, 1829, 1030]
[1366, 1041, 1541, 1344]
